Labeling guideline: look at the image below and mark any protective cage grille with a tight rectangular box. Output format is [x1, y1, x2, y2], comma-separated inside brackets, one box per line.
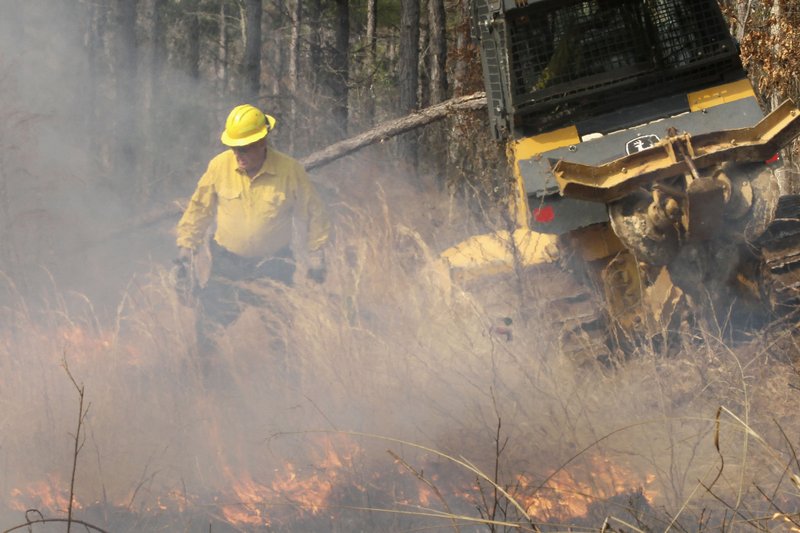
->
[505, 0, 742, 131]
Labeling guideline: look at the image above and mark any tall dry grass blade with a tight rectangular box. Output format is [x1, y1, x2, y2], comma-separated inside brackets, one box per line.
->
[342, 506, 532, 530]
[607, 514, 647, 533]
[665, 458, 722, 531]
[387, 449, 462, 533]
[719, 407, 767, 448]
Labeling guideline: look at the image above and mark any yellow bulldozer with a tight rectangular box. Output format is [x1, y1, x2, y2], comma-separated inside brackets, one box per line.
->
[441, 0, 800, 361]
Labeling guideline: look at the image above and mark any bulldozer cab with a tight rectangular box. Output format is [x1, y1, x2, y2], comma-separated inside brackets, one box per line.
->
[476, 0, 743, 140]
[472, 0, 772, 238]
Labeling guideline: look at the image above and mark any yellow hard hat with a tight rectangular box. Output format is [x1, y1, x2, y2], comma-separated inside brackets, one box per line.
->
[220, 104, 277, 147]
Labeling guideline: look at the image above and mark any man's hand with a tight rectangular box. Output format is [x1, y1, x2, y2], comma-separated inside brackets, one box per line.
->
[307, 266, 326, 284]
[306, 248, 326, 284]
[170, 248, 196, 304]
[178, 247, 193, 262]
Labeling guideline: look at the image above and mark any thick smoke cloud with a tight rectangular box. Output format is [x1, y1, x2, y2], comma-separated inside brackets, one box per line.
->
[1, 2, 142, 306]
[0, 1, 214, 309]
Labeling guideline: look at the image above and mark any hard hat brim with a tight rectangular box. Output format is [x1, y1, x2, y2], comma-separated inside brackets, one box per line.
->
[220, 126, 268, 147]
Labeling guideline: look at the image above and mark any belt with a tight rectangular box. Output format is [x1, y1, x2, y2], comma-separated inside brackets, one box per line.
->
[210, 240, 295, 283]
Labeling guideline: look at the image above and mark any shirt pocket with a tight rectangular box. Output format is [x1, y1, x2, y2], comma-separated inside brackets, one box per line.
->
[215, 182, 245, 220]
[216, 181, 243, 201]
[255, 188, 287, 218]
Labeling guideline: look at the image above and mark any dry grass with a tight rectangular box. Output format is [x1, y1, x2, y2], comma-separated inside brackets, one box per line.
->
[1, 168, 800, 531]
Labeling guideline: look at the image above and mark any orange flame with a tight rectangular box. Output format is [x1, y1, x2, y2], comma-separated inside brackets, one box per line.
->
[58, 325, 142, 365]
[221, 435, 363, 526]
[222, 474, 272, 526]
[512, 455, 657, 521]
[9, 474, 81, 513]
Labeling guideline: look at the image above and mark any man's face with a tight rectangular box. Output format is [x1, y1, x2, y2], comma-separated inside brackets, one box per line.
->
[232, 138, 267, 174]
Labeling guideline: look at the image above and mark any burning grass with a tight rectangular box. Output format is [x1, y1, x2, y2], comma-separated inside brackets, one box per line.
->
[2, 174, 800, 531]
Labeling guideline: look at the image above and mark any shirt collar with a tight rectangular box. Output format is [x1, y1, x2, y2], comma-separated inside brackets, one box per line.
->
[261, 148, 279, 176]
[234, 147, 277, 180]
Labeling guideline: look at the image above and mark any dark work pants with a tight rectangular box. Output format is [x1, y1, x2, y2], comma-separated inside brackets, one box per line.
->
[196, 241, 295, 356]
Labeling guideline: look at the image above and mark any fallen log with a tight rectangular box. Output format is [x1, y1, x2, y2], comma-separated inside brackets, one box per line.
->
[301, 91, 487, 170]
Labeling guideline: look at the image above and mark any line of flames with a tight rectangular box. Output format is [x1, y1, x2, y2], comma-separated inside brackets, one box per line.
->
[8, 438, 659, 527]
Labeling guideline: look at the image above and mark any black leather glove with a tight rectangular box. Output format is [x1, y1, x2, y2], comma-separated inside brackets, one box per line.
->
[307, 266, 327, 284]
[169, 253, 195, 304]
[306, 248, 326, 284]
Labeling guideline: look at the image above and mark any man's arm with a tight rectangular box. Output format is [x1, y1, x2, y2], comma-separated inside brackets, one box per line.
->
[171, 169, 217, 300]
[176, 171, 217, 252]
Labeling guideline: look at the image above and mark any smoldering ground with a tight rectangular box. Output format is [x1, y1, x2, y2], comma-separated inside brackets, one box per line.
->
[3, 2, 800, 532]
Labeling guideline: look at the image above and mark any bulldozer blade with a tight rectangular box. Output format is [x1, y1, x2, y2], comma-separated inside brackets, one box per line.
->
[553, 99, 800, 203]
[685, 177, 726, 241]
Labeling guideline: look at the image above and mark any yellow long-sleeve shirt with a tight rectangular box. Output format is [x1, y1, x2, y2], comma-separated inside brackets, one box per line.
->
[176, 148, 330, 258]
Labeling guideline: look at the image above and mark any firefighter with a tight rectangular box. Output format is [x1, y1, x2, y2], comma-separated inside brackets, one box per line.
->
[173, 104, 331, 358]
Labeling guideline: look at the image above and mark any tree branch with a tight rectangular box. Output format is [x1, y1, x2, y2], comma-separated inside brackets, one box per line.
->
[302, 91, 487, 171]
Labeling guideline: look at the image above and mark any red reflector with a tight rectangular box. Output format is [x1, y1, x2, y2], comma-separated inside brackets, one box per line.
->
[533, 206, 555, 223]
[766, 153, 780, 164]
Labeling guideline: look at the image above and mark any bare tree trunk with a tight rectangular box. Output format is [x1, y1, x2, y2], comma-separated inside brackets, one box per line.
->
[767, 0, 797, 194]
[242, 0, 263, 102]
[447, 1, 492, 193]
[428, 0, 447, 104]
[264, 0, 282, 100]
[427, 0, 448, 189]
[453, 0, 471, 96]
[140, 0, 167, 201]
[418, 0, 430, 109]
[734, 0, 752, 41]
[287, 0, 301, 152]
[185, 0, 201, 82]
[217, 1, 229, 96]
[399, 0, 421, 176]
[149, 0, 168, 103]
[112, 0, 139, 203]
[308, 0, 322, 94]
[83, 0, 106, 162]
[364, 0, 378, 126]
[769, 0, 781, 113]
[331, 0, 351, 137]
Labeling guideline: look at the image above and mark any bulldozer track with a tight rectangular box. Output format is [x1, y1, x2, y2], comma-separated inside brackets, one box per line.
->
[758, 195, 800, 311]
[524, 262, 612, 364]
[466, 261, 612, 365]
